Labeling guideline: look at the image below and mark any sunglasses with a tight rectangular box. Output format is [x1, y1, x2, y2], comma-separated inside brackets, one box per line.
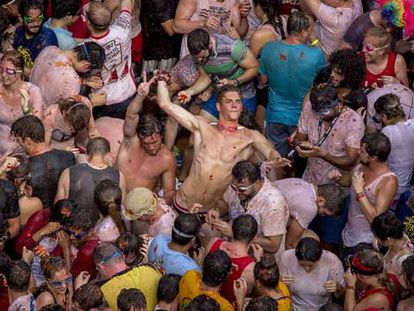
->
[63, 226, 89, 240]
[23, 14, 44, 24]
[49, 275, 73, 287]
[0, 67, 22, 75]
[230, 183, 255, 193]
[1, 0, 16, 9]
[362, 43, 390, 53]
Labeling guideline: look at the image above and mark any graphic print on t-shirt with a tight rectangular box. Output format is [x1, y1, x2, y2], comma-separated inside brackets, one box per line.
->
[199, 6, 231, 30]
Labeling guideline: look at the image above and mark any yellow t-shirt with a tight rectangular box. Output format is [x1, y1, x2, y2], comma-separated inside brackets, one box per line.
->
[100, 265, 162, 310]
[276, 281, 292, 311]
[178, 270, 234, 311]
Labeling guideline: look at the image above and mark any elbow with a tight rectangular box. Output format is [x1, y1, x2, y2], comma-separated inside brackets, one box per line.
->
[172, 20, 184, 34]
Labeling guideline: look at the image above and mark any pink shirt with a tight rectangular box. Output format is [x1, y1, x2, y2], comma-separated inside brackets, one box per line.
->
[95, 117, 124, 162]
[273, 178, 317, 229]
[298, 102, 365, 185]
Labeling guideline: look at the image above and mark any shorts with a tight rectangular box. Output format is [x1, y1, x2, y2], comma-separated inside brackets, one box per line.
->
[172, 194, 207, 222]
[202, 91, 257, 119]
[131, 32, 143, 63]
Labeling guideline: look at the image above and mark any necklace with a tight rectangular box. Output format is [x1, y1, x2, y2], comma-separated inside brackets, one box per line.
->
[217, 122, 238, 133]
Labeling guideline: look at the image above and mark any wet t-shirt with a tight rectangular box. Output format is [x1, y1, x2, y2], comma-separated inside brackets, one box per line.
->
[29, 149, 76, 209]
[0, 179, 20, 220]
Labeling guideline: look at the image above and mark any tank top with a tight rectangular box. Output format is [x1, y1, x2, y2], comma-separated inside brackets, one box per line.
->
[209, 239, 254, 305]
[357, 287, 394, 309]
[365, 52, 397, 87]
[69, 163, 119, 211]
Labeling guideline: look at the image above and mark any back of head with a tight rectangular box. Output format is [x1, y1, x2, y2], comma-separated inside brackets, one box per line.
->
[372, 213, 403, 241]
[361, 132, 391, 162]
[184, 294, 221, 311]
[287, 10, 310, 35]
[238, 109, 262, 132]
[317, 184, 344, 216]
[51, 0, 82, 19]
[94, 179, 122, 217]
[86, 1, 111, 32]
[188, 29, 210, 55]
[51, 199, 77, 225]
[117, 288, 147, 311]
[329, 49, 366, 90]
[87, 137, 111, 157]
[172, 214, 201, 246]
[93, 242, 123, 267]
[343, 89, 368, 111]
[66, 102, 90, 133]
[374, 94, 405, 120]
[67, 204, 100, 232]
[73, 42, 106, 75]
[313, 66, 332, 86]
[115, 233, 144, 267]
[7, 260, 31, 292]
[11, 115, 45, 143]
[246, 296, 278, 311]
[18, 0, 44, 17]
[137, 114, 163, 138]
[310, 84, 338, 114]
[73, 283, 106, 310]
[254, 254, 280, 288]
[295, 237, 322, 262]
[157, 274, 181, 303]
[351, 249, 384, 276]
[232, 160, 261, 183]
[202, 250, 232, 287]
[318, 303, 344, 311]
[232, 214, 258, 243]
[402, 255, 414, 287]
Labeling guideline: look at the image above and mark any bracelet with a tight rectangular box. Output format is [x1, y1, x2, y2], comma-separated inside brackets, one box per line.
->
[356, 192, 366, 202]
[346, 285, 355, 291]
[235, 78, 241, 87]
[311, 39, 319, 46]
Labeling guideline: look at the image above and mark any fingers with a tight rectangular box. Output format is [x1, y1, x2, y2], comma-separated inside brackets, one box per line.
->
[142, 70, 147, 83]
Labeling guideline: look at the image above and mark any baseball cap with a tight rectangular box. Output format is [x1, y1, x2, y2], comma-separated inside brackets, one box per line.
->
[123, 187, 159, 221]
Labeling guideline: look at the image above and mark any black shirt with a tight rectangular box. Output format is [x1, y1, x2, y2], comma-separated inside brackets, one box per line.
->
[0, 179, 19, 220]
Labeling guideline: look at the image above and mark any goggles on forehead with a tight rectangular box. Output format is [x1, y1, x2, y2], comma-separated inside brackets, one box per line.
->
[0, 67, 22, 75]
[363, 43, 391, 53]
[23, 13, 44, 24]
[314, 99, 339, 116]
[230, 183, 255, 193]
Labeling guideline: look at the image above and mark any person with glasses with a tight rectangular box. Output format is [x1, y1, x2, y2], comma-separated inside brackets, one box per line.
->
[13, 0, 58, 64]
[43, 0, 81, 50]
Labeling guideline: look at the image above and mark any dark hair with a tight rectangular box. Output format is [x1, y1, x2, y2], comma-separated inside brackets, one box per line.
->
[295, 237, 322, 262]
[94, 179, 125, 234]
[137, 114, 163, 138]
[217, 84, 243, 104]
[313, 66, 332, 86]
[232, 160, 261, 183]
[317, 184, 344, 216]
[86, 137, 111, 156]
[329, 49, 366, 90]
[39, 305, 65, 311]
[232, 214, 258, 242]
[157, 274, 181, 303]
[64, 101, 90, 133]
[172, 214, 201, 246]
[41, 256, 67, 280]
[202, 250, 232, 287]
[372, 213, 403, 240]
[115, 233, 144, 267]
[51, 0, 81, 19]
[11, 115, 45, 143]
[68, 204, 100, 231]
[0, 251, 11, 276]
[254, 254, 280, 288]
[73, 42, 106, 74]
[0, 9, 11, 40]
[238, 109, 262, 132]
[374, 94, 405, 120]
[18, 0, 44, 17]
[361, 132, 391, 162]
[7, 260, 31, 292]
[310, 84, 338, 113]
[6, 156, 31, 187]
[246, 296, 278, 311]
[93, 242, 122, 266]
[184, 294, 221, 311]
[402, 255, 414, 287]
[343, 89, 368, 111]
[318, 303, 344, 311]
[287, 10, 310, 35]
[117, 288, 147, 311]
[252, 0, 282, 35]
[73, 283, 107, 310]
[188, 29, 210, 55]
[51, 199, 76, 225]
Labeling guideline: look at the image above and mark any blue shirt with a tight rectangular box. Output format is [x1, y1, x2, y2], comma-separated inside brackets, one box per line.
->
[44, 18, 77, 50]
[259, 41, 327, 126]
[148, 234, 201, 276]
[13, 25, 58, 61]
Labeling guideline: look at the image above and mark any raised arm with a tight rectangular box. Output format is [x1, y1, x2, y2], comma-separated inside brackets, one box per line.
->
[120, 0, 134, 13]
[299, 0, 321, 18]
[173, 0, 204, 33]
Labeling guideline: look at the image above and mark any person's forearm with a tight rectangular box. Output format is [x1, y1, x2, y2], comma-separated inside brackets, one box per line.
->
[253, 236, 281, 254]
[237, 18, 249, 37]
[319, 152, 356, 171]
[344, 288, 356, 311]
[358, 195, 378, 223]
[186, 75, 211, 97]
[173, 19, 204, 34]
[31, 229, 45, 243]
[127, 94, 145, 116]
[236, 67, 258, 85]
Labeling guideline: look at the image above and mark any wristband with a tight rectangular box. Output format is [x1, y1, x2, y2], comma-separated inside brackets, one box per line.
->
[235, 78, 241, 87]
[311, 39, 319, 46]
[346, 285, 355, 291]
[356, 192, 366, 202]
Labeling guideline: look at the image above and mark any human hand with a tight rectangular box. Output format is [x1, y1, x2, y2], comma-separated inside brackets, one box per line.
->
[177, 90, 192, 104]
[206, 209, 220, 226]
[40, 222, 61, 237]
[189, 203, 203, 214]
[352, 171, 365, 194]
[203, 15, 220, 30]
[239, 0, 251, 18]
[137, 71, 156, 97]
[22, 246, 34, 264]
[234, 278, 248, 302]
[154, 70, 171, 84]
[216, 78, 237, 88]
[271, 157, 292, 169]
[197, 88, 213, 102]
[295, 142, 324, 158]
[0, 156, 20, 173]
[33, 245, 49, 257]
[89, 90, 107, 106]
[225, 26, 240, 40]
[74, 271, 91, 290]
[328, 169, 343, 182]
[251, 243, 263, 262]
[324, 280, 337, 293]
[281, 275, 295, 285]
[84, 76, 104, 89]
[57, 230, 71, 250]
[380, 75, 399, 85]
[345, 269, 357, 288]
[65, 147, 80, 155]
[211, 219, 233, 238]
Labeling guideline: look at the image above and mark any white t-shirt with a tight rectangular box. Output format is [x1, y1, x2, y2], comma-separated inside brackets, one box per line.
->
[91, 10, 136, 105]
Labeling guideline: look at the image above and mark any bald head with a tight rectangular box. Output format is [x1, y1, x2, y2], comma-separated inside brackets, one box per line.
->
[87, 1, 112, 31]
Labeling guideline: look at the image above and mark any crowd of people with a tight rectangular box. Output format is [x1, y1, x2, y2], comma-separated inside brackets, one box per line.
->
[0, 0, 414, 310]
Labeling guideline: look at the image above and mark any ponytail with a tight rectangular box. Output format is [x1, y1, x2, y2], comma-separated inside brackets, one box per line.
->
[108, 202, 126, 234]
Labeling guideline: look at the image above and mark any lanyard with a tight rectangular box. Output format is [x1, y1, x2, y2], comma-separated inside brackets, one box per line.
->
[317, 108, 343, 147]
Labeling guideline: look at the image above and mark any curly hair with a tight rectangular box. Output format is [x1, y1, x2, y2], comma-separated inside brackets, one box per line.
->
[254, 254, 280, 288]
[329, 49, 366, 90]
[202, 250, 232, 287]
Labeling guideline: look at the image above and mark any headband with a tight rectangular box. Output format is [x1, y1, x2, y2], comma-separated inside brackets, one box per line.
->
[351, 254, 384, 276]
[67, 102, 86, 112]
[172, 227, 195, 239]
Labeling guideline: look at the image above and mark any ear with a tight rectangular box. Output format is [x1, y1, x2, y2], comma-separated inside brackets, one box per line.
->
[316, 196, 326, 208]
[216, 101, 221, 113]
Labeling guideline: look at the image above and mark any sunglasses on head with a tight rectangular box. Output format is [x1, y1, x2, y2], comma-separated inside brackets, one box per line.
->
[363, 43, 390, 53]
[23, 13, 44, 24]
[230, 183, 255, 193]
[49, 275, 73, 287]
[0, 67, 22, 75]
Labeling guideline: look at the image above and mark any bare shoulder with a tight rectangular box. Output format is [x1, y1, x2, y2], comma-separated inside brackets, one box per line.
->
[158, 145, 176, 162]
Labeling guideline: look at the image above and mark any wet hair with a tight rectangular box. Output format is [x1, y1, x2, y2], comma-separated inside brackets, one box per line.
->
[39, 305, 65, 311]
[7, 260, 31, 292]
[11, 115, 45, 143]
[361, 132, 391, 162]
[172, 214, 201, 246]
[202, 250, 232, 287]
[329, 49, 366, 90]
[0, 9, 11, 40]
[58, 98, 90, 133]
[232, 160, 261, 183]
[366, 26, 392, 51]
[67, 204, 100, 231]
[137, 114, 163, 138]
[94, 179, 125, 234]
[372, 213, 403, 241]
[402, 255, 414, 287]
[232, 214, 258, 243]
[252, 0, 282, 35]
[51, 199, 76, 225]
[254, 254, 280, 288]
[6, 156, 32, 188]
[51, 0, 81, 19]
[310, 84, 339, 113]
[41, 256, 67, 280]
[184, 294, 221, 311]
[1, 50, 24, 72]
[343, 89, 368, 111]
[217, 84, 243, 104]
[287, 10, 310, 35]
[317, 184, 344, 216]
[115, 233, 144, 267]
[117, 288, 147, 311]
[0, 251, 11, 276]
[238, 109, 262, 132]
[188, 29, 210, 55]
[295, 237, 322, 262]
[73, 283, 107, 310]
[318, 303, 344, 311]
[313, 66, 332, 86]
[72, 41, 106, 74]
[246, 296, 278, 311]
[18, 0, 44, 17]
[93, 242, 123, 266]
[157, 274, 181, 303]
[86, 137, 111, 156]
[374, 94, 405, 120]
[86, 1, 111, 31]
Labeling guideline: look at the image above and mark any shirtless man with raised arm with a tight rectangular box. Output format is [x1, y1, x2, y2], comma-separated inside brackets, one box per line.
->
[157, 80, 289, 213]
[116, 74, 176, 204]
